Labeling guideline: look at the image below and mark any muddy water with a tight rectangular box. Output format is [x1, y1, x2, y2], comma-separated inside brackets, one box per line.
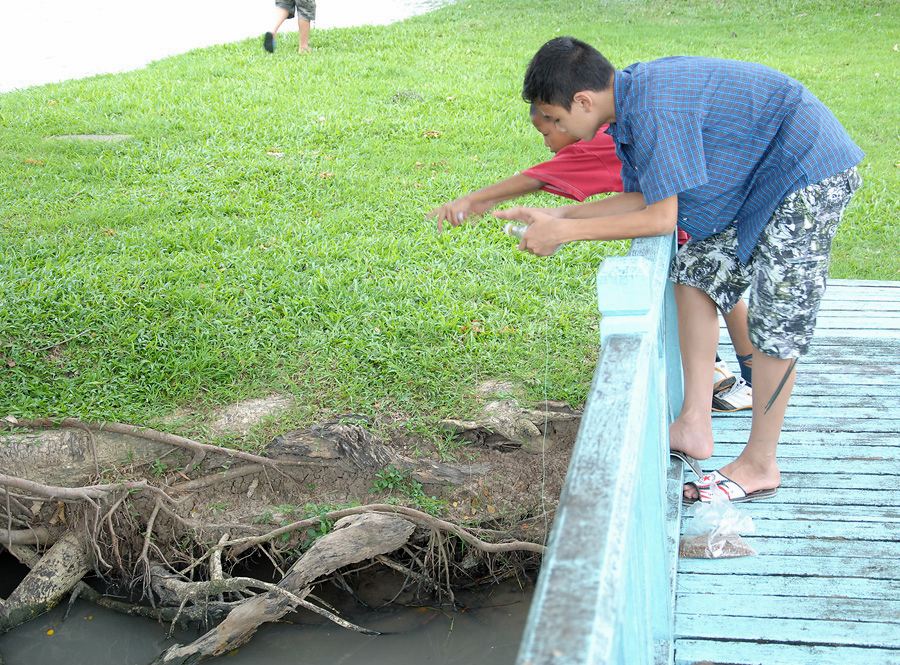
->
[0, 564, 535, 665]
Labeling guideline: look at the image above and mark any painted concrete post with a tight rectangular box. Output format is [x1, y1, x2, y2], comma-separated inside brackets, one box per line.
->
[596, 256, 653, 342]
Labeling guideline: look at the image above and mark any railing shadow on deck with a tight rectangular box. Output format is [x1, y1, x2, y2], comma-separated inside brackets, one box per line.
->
[517, 233, 684, 665]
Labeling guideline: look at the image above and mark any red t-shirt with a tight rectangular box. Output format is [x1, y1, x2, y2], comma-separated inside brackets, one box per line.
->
[522, 126, 623, 202]
[523, 126, 690, 245]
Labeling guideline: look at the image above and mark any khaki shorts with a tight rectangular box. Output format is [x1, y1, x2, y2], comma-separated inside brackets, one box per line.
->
[276, 0, 315, 21]
[670, 167, 861, 359]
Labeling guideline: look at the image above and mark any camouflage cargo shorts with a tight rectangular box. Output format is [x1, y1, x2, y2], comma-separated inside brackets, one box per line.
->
[670, 167, 861, 359]
[276, 0, 315, 21]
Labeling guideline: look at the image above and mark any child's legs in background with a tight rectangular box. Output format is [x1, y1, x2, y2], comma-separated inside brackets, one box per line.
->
[296, 0, 315, 50]
[271, 5, 291, 35]
[722, 298, 754, 385]
[298, 19, 311, 50]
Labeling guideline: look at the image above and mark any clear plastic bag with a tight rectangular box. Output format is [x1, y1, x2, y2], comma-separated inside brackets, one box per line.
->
[679, 490, 757, 559]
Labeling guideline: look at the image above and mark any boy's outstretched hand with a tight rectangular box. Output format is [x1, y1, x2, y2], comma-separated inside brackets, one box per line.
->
[428, 196, 492, 232]
[493, 207, 564, 256]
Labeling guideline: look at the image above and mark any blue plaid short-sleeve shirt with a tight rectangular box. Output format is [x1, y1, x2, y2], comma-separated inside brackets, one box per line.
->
[605, 57, 863, 262]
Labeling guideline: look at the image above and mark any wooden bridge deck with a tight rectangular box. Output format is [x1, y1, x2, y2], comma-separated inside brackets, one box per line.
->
[674, 279, 900, 665]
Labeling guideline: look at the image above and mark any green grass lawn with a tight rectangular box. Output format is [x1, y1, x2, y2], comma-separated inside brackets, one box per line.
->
[1, 0, 897, 434]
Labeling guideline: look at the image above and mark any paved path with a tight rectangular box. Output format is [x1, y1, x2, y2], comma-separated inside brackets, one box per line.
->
[675, 279, 900, 665]
[0, 0, 449, 92]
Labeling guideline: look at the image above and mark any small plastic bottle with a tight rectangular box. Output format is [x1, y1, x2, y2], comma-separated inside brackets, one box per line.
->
[503, 223, 560, 254]
[503, 223, 528, 239]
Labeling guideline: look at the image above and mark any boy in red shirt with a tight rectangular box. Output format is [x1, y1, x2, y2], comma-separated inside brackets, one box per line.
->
[429, 106, 622, 227]
[430, 108, 755, 444]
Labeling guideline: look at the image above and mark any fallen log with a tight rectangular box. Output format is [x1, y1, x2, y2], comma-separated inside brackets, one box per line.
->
[0, 529, 90, 633]
[152, 512, 416, 664]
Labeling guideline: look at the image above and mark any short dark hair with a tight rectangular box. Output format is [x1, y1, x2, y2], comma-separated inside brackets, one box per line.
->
[522, 37, 615, 110]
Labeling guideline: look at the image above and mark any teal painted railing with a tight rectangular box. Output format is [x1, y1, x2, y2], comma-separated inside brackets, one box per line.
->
[517, 233, 684, 665]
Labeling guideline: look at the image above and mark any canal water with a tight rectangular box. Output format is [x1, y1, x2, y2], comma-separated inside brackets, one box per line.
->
[0, 563, 534, 665]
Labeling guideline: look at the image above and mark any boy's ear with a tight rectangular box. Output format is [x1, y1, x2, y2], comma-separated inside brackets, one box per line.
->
[572, 91, 594, 112]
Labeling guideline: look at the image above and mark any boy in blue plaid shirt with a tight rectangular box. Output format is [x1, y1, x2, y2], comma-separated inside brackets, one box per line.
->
[496, 37, 862, 504]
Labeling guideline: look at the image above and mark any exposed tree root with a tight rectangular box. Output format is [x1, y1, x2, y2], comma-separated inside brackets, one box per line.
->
[5, 418, 292, 471]
[152, 513, 416, 664]
[0, 415, 554, 663]
[219, 503, 545, 557]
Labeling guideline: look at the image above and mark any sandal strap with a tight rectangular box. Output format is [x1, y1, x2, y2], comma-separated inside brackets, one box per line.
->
[696, 470, 749, 501]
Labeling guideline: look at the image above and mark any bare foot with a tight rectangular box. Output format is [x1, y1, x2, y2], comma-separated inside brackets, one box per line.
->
[669, 411, 714, 461]
[299, 45, 311, 53]
[683, 455, 781, 502]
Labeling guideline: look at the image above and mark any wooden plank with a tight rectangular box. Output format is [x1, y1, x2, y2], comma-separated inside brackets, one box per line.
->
[796, 331, 900, 344]
[718, 406, 900, 418]
[679, 554, 900, 579]
[829, 279, 900, 288]
[813, 330, 900, 340]
[785, 385, 900, 397]
[708, 443, 899, 460]
[793, 368, 899, 380]
[681, 515, 898, 540]
[812, 309, 900, 319]
[782, 372, 900, 385]
[756, 373, 900, 385]
[792, 363, 899, 375]
[809, 302, 900, 311]
[682, 501, 900, 523]
[798, 353, 900, 366]
[716, 413, 900, 425]
[787, 350, 900, 363]
[675, 614, 900, 649]
[684, 470, 900, 490]
[675, 639, 900, 665]
[711, 416, 900, 431]
[778, 473, 900, 490]
[714, 418, 900, 431]
[741, 536, 900, 558]
[819, 293, 900, 303]
[813, 319, 900, 330]
[677, 573, 900, 599]
[821, 292, 900, 301]
[748, 487, 900, 507]
[789, 350, 900, 363]
[821, 285, 900, 298]
[724, 472, 898, 490]
[816, 304, 900, 314]
[715, 343, 900, 358]
[711, 430, 897, 445]
[707, 442, 898, 462]
[733, 394, 895, 407]
[698, 457, 900, 476]
[677, 593, 900, 623]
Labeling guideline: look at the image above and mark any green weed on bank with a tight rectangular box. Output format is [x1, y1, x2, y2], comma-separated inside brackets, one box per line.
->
[0, 0, 896, 430]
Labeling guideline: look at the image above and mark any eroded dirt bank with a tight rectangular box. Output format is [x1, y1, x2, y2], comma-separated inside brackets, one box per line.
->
[0, 384, 579, 663]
